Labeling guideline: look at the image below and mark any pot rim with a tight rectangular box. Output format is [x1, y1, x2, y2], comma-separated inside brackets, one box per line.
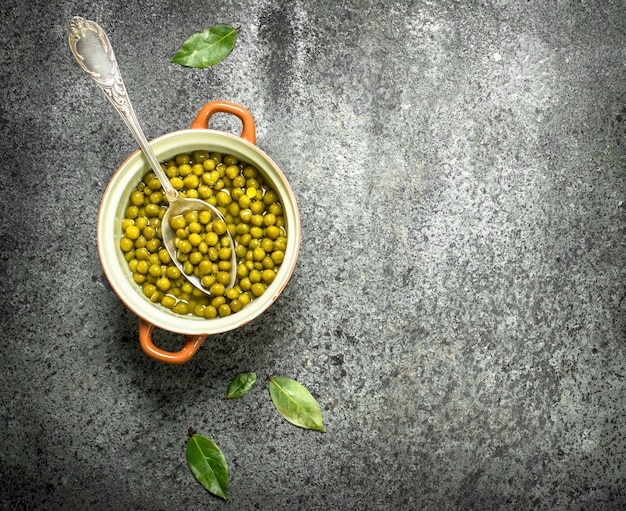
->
[97, 127, 301, 336]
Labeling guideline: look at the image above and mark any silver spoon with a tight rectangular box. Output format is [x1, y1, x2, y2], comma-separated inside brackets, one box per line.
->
[69, 16, 236, 294]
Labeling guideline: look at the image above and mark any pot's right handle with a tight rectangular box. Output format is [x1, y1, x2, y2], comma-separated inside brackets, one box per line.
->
[138, 319, 207, 364]
[190, 101, 256, 145]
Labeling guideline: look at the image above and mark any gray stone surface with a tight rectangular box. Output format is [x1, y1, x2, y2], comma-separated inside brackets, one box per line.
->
[1, 0, 625, 509]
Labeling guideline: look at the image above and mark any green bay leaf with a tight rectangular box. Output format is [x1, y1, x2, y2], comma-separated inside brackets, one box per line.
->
[172, 25, 238, 68]
[186, 434, 228, 500]
[225, 372, 256, 399]
[268, 376, 325, 432]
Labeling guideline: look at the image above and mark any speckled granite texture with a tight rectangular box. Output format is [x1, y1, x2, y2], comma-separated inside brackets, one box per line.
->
[1, 0, 625, 509]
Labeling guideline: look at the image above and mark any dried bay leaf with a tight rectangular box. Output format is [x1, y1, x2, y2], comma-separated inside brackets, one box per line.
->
[268, 376, 325, 432]
[186, 433, 229, 500]
[172, 25, 239, 68]
[225, 372, 256, 399]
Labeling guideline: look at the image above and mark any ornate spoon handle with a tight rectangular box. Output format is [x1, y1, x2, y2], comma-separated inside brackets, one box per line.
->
[68, 16, 178, 202]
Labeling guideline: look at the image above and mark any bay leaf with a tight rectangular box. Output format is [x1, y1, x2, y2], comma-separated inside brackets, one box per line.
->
[186, 434, 229, 500]
[225, 372, 256, 399]
[268, 376, 325, 432]
[172, 25, 238, 68]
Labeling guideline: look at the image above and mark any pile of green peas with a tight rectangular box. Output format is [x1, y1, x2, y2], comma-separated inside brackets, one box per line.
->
[118, 150, 288, 318]
[170, 212, 233, 291]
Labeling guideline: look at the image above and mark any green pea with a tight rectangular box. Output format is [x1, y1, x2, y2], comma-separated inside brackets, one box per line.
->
[158, 249, 171, 264]
[169, 216, 186, 230]
[212, 219, 227, 235]
[230, 299, 243, 313]
[193, 150, 210, 164]
[136, 260, 150, 275]
[235, 244, 248, 259]
[125, 225, 140, 240]
[211, 296, 226, 308]
[239, 196, 252, 210]
[145, 203, 160, 218]
[126, 205, 139, 219]
[216, 271, 231, 285]
[251, 283, 265, 297]
[265, 225, 280, 240]
[274, 237, 287, 251]
[271, 250, 285, 264]
[263, 213, 277, 227]
[250, 201, 264, 215]
[209, 282, 225, 296]
[250, 227, 264, 239]
[178, 163, 192, 177]
[170, 177, 184, 190]
[172, 301, 189, 315]
[218, 304, 232, 317]
[132, 272, 146, 284]
[189, 251, 203, 265]
[193, 304, 206, 317]
[120, 237, 134, 252]
[143, 283, 157, 298]
[188, 233, 202, 247]
[166, 267, 180, 280]
[130, 190, 145, 206]
[262, 269, 276, 284]
[183, 174, 199, 189]
[252, 247, 265, 262]
[148, 264, 162, 278]
[249, 269, 262, 283]
[146, 239, 160, 253]
[178, 240, 192, 254]
[225, 287, 240, 300]
[198, 210, 212, 224]
[161, 295, 176, 308]
[201, 275, 216, 288]
[149, 191, 163, 204]
[134, 236, 147, 249]
[184, 211, 198, 224]
[198, 260, 213, 275]
[263, 190, 278, 205]
[141, 225, 155, 239]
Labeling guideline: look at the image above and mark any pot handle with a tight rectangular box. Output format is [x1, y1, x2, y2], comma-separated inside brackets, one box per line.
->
[190, 101, 256, 145]
[138, 319, 207, 364]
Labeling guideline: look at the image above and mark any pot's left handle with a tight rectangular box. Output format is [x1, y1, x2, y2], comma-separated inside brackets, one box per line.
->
[190, 100, 256, 145]
[138, 319, 206, 364]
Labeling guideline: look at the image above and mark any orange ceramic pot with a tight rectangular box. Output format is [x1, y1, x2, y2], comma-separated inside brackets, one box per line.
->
[97, 101, 301, 364]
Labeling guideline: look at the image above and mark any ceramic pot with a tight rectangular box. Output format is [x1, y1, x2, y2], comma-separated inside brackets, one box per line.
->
[97, 101, 301, 364]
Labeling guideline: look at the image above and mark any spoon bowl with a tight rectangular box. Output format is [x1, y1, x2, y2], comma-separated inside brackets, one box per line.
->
[160, 196, 237, 291]
[68, 16, 236, 293]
